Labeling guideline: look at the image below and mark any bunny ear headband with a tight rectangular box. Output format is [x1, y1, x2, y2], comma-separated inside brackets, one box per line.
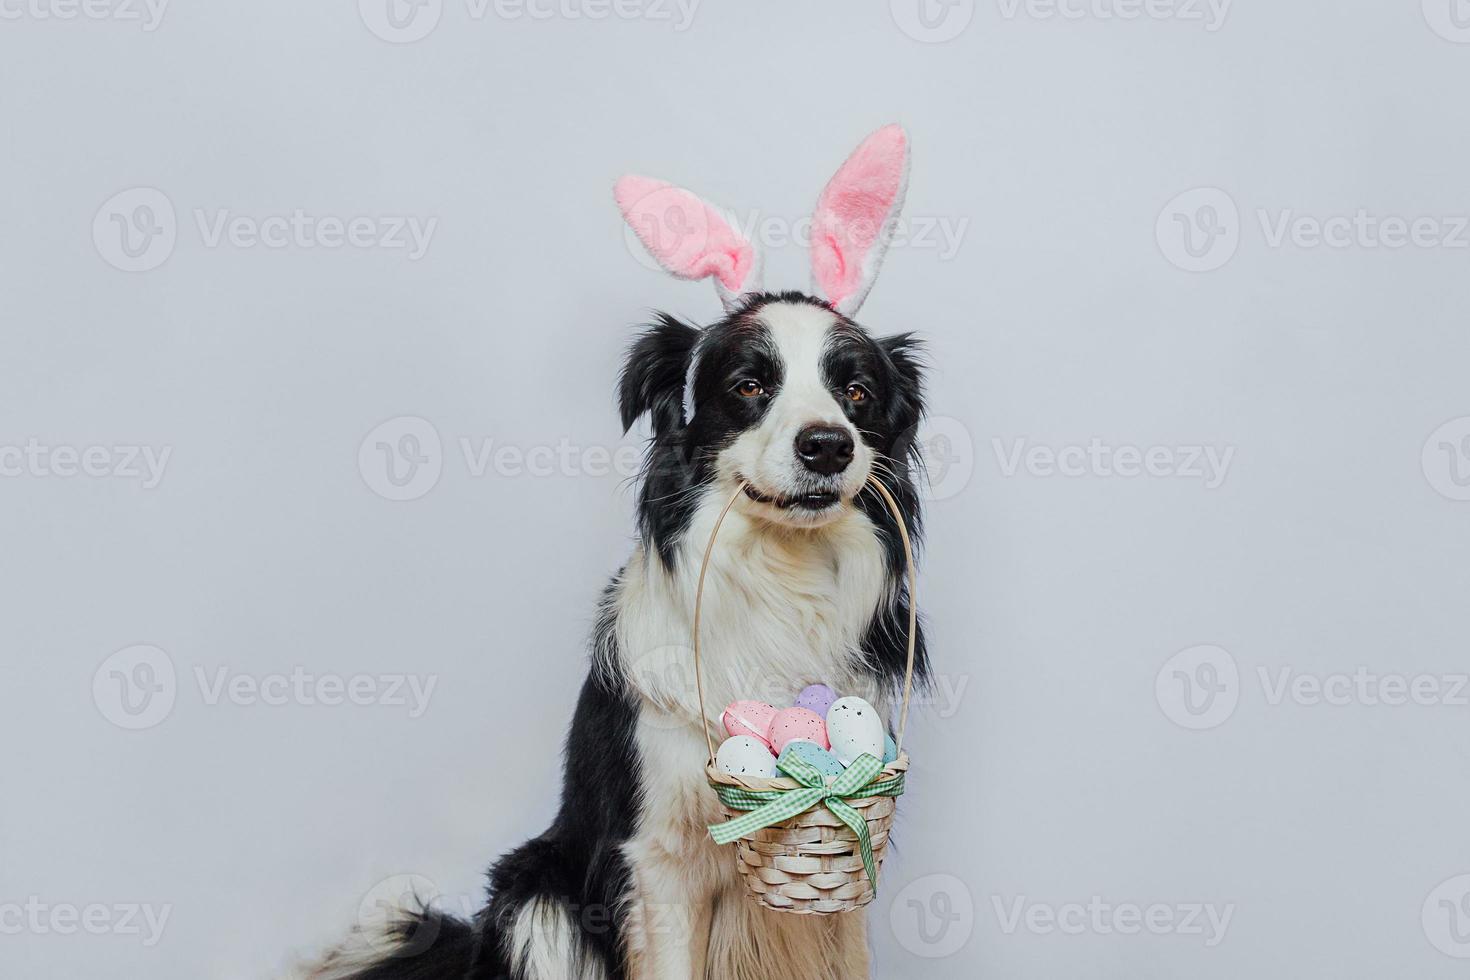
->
[615, 124, 910, 318]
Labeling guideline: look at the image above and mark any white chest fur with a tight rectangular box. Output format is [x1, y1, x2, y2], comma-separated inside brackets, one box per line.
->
[614, 498, 894, 978]
[613, 500, 890, 743]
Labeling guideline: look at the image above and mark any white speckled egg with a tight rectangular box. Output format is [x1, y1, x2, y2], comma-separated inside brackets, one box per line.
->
[715, 735, 778, 778]
[825, 697, 885, 766]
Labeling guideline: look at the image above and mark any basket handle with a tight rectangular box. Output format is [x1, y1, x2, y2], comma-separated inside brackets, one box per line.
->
[691, 476, 919, 766]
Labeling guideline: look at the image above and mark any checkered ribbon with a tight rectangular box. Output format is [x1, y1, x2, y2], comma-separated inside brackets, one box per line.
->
[708, 753, 904, 891]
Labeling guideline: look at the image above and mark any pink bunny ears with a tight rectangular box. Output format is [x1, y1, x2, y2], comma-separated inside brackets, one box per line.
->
[615, 124, 910, 317]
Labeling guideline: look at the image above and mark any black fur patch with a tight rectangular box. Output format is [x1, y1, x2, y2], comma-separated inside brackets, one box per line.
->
[472, 587, 640, 979]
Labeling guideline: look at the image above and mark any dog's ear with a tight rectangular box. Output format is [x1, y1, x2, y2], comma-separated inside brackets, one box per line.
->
[620, 315, 701, 435]
[879, 331, 926, 458]
[616, 175, 763, 312]
[809, 125, 910, 316]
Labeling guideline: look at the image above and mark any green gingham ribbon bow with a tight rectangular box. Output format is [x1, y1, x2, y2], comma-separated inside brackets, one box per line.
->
[708, 753, 904, 891]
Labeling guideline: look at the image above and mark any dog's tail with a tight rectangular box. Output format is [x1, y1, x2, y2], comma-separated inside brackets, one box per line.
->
[303, 905, 507, 980]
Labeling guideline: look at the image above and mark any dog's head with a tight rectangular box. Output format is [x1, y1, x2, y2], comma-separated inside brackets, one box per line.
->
[616, 127, 925, 564]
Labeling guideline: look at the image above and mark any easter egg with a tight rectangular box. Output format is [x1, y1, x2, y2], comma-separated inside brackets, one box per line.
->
[883, 731, 899, 764]
[715, 735, 778, 778]
[825, 697, 885, 766]
[779, 740, 845, 779]
[767, 707, 829, 753]
[794, 683, 838, 718]
[721, 700, 779, 748]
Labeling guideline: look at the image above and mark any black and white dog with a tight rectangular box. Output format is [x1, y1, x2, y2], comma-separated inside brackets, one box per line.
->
[309, 125, 930, 980]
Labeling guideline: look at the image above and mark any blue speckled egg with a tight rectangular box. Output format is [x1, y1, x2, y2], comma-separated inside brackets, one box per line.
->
[778, 740, 845, 779]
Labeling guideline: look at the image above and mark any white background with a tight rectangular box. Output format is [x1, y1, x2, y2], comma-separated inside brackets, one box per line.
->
[3, 1, 1470, 977]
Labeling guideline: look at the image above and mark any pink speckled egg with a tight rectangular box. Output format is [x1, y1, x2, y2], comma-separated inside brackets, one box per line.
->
[767, 707, 829, 753]
[722, 700, 779, 748]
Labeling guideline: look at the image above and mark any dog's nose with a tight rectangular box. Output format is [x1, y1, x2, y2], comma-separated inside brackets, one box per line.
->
[794, 424, 855, 476]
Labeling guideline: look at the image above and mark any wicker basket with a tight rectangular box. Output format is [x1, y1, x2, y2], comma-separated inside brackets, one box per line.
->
[692, 476, 919, 915]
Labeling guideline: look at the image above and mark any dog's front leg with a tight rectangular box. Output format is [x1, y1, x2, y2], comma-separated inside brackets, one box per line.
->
[624, 832, 716, 980]
[623, 718, 722, 980]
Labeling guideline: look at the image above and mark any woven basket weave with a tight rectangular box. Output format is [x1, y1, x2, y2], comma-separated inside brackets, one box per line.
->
[692, 476, 918, 915]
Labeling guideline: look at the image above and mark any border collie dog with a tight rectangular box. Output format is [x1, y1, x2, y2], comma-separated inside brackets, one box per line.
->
[311, 125, 929, 980]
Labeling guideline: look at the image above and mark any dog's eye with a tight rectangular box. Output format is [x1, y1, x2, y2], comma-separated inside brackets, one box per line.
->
[845, 383, 870, 404]
[735, 379, 765, 398]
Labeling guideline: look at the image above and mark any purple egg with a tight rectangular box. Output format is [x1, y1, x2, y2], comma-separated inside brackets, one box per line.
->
[794, 684, 838, 718]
